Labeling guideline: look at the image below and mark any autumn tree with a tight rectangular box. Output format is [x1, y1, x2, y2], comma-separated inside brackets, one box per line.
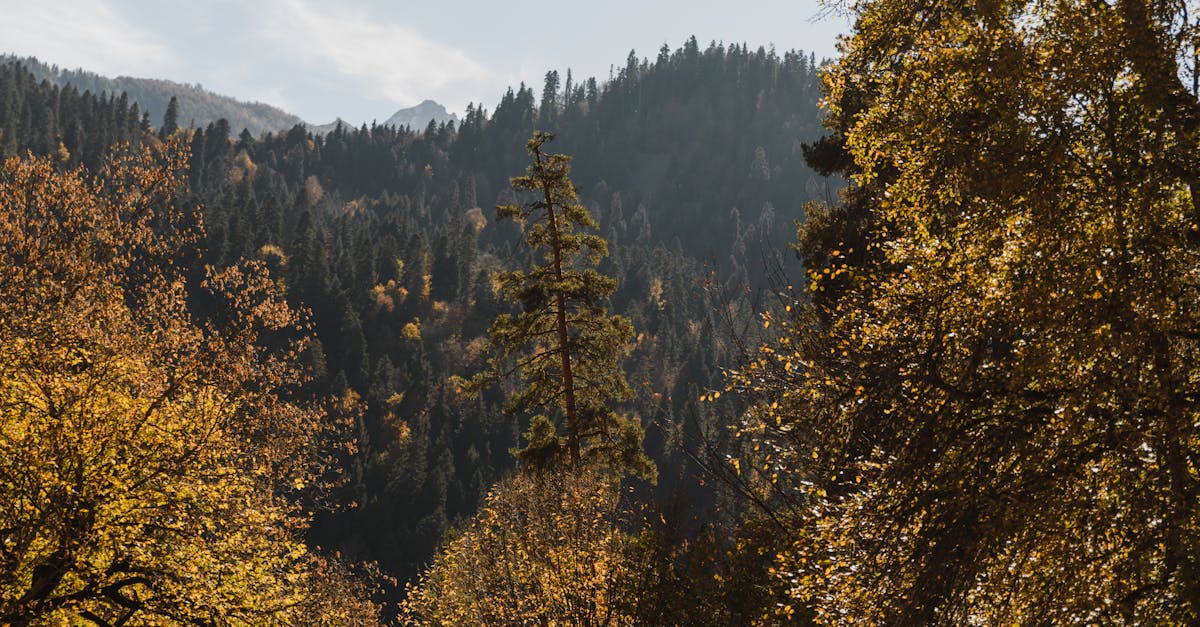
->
[726, 0, 1200, 623]
[472, 131, 653, 480]
[0, 141, 379, 624]
[399, 469, 638, 625]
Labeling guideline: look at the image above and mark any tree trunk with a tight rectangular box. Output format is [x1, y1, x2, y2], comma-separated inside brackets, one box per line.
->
[536, 148, 581, 466]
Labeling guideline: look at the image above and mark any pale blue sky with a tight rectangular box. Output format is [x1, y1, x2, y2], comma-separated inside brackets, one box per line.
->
[0, 0, 849, 124]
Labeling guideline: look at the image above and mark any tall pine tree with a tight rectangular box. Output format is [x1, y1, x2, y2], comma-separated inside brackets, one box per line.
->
[472, 131, 653, 480]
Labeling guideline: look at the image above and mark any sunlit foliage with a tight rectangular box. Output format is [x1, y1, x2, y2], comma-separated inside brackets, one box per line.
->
[728, 0, 1200, 623]
[0, 142, 379, 624]
[400, 469, 635, 626]
[471, 132, 653, 480]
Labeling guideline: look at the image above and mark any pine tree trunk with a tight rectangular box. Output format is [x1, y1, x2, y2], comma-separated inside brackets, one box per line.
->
[536, 149, 581, 466]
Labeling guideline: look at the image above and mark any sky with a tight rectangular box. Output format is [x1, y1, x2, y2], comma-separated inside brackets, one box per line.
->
[0, 0, 850, 125]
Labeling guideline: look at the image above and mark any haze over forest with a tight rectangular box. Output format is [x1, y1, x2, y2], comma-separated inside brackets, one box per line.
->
[0, 0, 847, 124]
[4, 1, 1200, 625]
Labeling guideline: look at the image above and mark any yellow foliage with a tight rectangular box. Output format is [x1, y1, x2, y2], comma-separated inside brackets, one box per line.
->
[0, 142, 379, 624]
[229, 149, 257, 183]
[400, 470, 636, 625]
[465, 206, 488, 232]
[649, 276, 666, 310]
[422, 273, 433, 300]
[258, 243, 288, 265]
[731, 1, 1200, 623]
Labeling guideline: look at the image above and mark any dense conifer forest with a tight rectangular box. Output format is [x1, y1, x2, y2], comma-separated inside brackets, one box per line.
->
[3, 54, 304, 137]
[0, 39, 829, 621]
[7, 1, 1200, 623]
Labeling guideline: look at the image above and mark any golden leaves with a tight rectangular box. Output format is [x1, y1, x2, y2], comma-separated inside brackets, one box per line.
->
[0, 143, 379, 623]
[741, 0, 1200, 622]
[400, 469, 635, 626]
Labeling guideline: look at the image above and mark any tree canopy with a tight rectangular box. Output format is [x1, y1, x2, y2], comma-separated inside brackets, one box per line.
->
[0, 141, 378, 624]
[729, 0, 1200, 623]
[0, 40, 832, 613]
[400, 469, 637, 625]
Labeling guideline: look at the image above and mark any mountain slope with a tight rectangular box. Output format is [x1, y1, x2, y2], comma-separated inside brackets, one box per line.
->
[0, 41, 832, 607]
[5, 55, 303, 136]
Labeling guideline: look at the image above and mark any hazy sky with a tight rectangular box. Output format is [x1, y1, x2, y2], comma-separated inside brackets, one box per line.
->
[0, 0, 849, 125]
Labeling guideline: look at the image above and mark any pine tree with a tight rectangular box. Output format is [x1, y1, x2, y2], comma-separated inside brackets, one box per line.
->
[160, 95, 178, 139]
[539, 70, 560, 124]
[472, 131, 653, 480]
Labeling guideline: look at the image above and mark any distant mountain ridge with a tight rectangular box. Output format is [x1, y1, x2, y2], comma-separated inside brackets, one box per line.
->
[309, 118, 362, 136]
[5, 55, 458, 138]
[0, 39, 829, 608]
[4, 55, 303, 137]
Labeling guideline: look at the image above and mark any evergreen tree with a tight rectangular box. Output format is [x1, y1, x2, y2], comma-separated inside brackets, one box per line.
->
[539, 70, 560, 124]
[160, 95, 178, 138]
[0, 42, 827, 603]
[472, 131, 653, 480]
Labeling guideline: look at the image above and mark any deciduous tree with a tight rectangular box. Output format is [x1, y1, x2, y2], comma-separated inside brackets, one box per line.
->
[399, 469, 636, 626]
[731, 0, 1200, 623]
[0, 141, 379, 624]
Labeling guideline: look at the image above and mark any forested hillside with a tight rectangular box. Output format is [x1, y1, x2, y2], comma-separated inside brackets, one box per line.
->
[4, 55, 304, 137]
[0, 61, 150, 166]
[11, 2, 1189, 621]
[0, 39, 828, 618]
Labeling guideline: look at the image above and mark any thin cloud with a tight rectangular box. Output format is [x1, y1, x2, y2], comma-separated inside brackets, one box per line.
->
[262, 0, 488, 109]
[0, 0, 175, 76]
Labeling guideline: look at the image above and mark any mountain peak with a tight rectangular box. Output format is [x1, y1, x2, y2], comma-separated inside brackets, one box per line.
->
[384, 100, 458, 131]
